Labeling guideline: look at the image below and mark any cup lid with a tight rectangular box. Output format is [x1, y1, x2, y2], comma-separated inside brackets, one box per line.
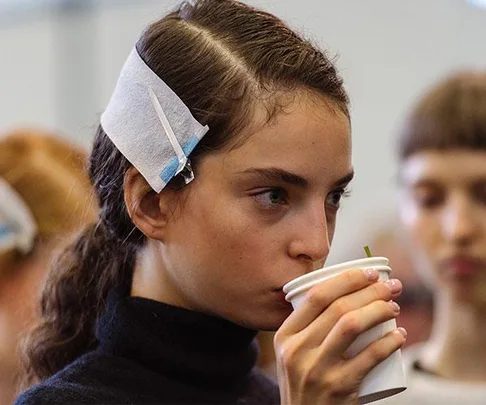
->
[283, 256, 389, 294]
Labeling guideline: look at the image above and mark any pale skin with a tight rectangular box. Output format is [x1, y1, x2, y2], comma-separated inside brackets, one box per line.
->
[400, 150, 486, 383]
[125, 91, 406, 404]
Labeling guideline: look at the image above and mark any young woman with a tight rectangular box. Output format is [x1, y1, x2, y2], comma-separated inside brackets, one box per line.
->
[0, 129, 96, 404]
[384, 70, 486, 404]
[15, 1, 406, 404]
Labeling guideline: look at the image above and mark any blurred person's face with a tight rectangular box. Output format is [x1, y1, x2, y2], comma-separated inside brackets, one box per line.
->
[371, 236, 433, 346]
[147, 92, 353, 330]
[399, 149, 486, 305]
[0, 245, 51, 396]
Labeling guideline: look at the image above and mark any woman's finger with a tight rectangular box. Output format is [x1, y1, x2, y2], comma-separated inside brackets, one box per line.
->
[336, 327, 407, 387]
[321, 300, 402, 358]
[278, 268, 379, 337]
[297, 279, 402, 346]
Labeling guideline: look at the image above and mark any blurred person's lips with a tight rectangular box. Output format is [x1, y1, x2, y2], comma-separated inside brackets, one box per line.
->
[442, 255, 486, 278]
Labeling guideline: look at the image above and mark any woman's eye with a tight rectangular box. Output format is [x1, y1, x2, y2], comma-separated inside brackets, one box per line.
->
[252, 188, 288, 209]
[326, 188, 350, 209]
[413, 191, 444, 209]
[472, 182, 486, 205]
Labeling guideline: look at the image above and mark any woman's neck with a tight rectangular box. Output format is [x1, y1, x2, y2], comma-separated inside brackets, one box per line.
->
[131, 240, 170, 302]
[421, 292, 486, 382]
[130, 240, 195, 311]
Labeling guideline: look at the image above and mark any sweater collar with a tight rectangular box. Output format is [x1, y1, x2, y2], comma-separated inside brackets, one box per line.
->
[96, 289, 259, 386]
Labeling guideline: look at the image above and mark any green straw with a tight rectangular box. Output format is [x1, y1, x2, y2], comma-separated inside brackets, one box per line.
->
[363, 245, 373, 258]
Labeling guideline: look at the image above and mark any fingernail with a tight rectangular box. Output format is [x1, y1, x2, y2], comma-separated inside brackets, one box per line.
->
[385, 279, 402, 294]
[389, 301, 400, 313]
[364, 268, 379, 281]
[397, 327, 407, 339]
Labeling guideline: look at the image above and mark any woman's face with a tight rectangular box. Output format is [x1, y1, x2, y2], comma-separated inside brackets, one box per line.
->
[399, 150, 486, 305]
[157, 92, 352, 330]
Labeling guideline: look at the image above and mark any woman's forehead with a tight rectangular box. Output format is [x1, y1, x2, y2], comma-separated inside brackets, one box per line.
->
[225, 90, 350, 148]
[202, 96, 352, 188]
[401, 149, 486, 185]
[235, 93, 349, 149]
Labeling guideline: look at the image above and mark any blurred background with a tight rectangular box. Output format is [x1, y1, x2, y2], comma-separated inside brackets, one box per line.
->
[0, 0, 485, 263]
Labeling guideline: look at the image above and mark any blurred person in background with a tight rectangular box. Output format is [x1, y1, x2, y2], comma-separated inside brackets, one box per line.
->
[379, 71, 486, 404]
[369, 226, 433, 348]
[0, 130, 96, 404]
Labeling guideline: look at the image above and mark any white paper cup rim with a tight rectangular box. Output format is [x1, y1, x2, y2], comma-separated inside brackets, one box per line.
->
[284, 265, 391, 303]
[283, 256, 389, 294]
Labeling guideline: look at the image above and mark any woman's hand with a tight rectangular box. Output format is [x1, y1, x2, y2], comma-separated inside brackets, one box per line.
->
[274, 269, 406, 405]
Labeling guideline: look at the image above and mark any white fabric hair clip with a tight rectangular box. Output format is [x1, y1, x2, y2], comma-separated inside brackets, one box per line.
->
[100, 48, 209, 193]
[0, 177, 37, 254]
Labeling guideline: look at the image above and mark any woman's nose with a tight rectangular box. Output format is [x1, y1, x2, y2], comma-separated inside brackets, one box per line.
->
[288, 206, 331, 263]
[442, 196, 478, 245]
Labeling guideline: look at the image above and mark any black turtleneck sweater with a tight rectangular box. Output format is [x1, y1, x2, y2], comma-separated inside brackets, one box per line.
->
[15, 290, 280, 405]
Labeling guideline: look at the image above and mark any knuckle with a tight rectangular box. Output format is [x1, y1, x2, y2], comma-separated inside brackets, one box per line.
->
[273, 330, 284, 347]
[322, 371, 356, 398]
[366, 341, 388, 362]
[321, 374, 336, 393]
[276, 341, 323, 382]
[302, 365, 323, 389]
[331, 298, 351, 318]
[305, 286, 327, 308]
[321, 370, 340, 392]
[342, 269, 360, 287]
[276, 339, 300, 368]
[339, 312, 362, 336]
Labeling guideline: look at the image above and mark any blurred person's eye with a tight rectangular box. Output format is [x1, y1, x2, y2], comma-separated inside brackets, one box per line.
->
[472, 181, 486, 205]
[413, 187, 444, 209]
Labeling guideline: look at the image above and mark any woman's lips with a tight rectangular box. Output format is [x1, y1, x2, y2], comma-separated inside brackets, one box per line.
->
[275, 289, 291, 306]
[442, 256, 486, 278]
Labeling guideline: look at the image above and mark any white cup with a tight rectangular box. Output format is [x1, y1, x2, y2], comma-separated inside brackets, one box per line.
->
[283, 257, 406, 404]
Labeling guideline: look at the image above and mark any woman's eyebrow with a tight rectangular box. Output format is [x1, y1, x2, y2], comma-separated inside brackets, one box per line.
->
[238, 167, 309, 188]
[397, 173, 438, 188]
[332, 171, 354, 188]
[237, 168, 355, 189]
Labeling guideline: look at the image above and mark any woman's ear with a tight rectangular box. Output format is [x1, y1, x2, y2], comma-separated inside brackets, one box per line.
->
[123, 167, 170, 241]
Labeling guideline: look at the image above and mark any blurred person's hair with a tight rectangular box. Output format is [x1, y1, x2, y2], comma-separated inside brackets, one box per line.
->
[0, 129, 96, 260]
[0, 128, 96, 399]
[398, 71, 486, 160]
[367, 225, 434, 346]
[21, 0, 349, 385]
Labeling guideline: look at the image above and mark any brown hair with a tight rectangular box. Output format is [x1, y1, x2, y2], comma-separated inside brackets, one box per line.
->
[23, 0, 349, 383]
[0, 130, 96, 400]
[0, 129, 96, 249]
[398, 70, 486, 160]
